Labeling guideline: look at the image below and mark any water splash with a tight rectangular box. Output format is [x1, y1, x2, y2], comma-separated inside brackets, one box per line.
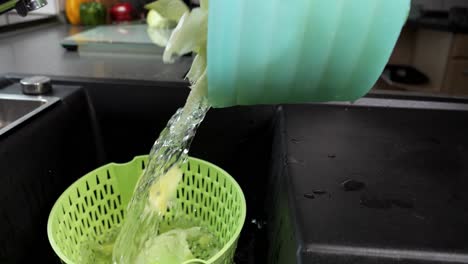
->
[112, 93, 211, 264]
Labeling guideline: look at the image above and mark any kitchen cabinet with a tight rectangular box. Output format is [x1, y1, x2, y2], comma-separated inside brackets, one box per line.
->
[385, 28, 454, 93]
[444, 37, 468, 95]
[443, 33, 468, 94]
[383, 26, 468, 97]
[451, 34, 468, 58]
[444, 58, 468, 95]
[412, 29, 454, 92]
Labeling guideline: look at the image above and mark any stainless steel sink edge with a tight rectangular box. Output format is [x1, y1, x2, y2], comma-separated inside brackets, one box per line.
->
[0, 93, 60, 136]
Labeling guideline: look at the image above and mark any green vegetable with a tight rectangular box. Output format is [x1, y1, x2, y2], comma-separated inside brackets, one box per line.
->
[148, 166, 183, 215]
[200, 0, 208, 11]
[150, 0, 209, 91]
[147, 9, 177, 29]
[163, 8, 207, 63]
[145, 0, 189, 22]
[135, 228, 197, 264]
[134, 227, 220, 264]
[147, 27, 173, 47]
[185, 47, 206, 84]
[80, 2, 106, 26]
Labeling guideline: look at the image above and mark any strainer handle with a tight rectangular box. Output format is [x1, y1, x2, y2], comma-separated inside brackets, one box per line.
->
[182, 259, 208, 264]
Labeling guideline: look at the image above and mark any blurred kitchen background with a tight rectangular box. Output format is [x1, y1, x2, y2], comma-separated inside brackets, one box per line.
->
[376, 0, 468, 97]
[0, 0, 467, 97]
[1, 2, 468, 263]
[0, 0, 198, 25]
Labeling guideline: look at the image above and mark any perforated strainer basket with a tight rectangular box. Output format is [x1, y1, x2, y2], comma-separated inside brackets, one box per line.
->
[47, 155, 246, 264]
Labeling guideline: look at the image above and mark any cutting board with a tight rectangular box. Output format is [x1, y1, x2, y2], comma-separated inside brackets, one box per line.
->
[61, 24, 166, 55]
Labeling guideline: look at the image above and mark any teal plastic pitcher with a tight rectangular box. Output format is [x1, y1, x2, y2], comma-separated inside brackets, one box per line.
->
[207, 0, 410, 108]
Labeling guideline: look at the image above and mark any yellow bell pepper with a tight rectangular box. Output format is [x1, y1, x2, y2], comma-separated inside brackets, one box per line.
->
[65, 0, 91, 25]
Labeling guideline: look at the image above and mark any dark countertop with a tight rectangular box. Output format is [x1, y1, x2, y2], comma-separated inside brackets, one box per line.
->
[0, 20, 193, 82]
[0, 16, 465, 85]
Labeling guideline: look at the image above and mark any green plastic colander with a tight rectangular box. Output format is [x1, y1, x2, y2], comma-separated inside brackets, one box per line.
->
[47, 155, 246, 264]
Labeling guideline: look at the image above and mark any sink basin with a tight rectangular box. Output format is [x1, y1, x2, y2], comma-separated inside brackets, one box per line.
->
[0, 93, 60, 136]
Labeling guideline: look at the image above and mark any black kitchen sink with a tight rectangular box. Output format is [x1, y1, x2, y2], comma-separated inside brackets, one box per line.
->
[1, 74, 468, 264]
[269, 101, 468, 264]
[0, 75, 275, 264]
[0, 93, 59, 136]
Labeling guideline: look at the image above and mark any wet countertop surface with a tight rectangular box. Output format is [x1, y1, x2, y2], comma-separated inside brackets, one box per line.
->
[0, 21, 192, 82]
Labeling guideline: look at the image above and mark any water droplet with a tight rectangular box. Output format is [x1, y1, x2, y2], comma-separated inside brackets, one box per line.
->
[291, 138, 302, 144]
[360, 195, 392, 209]
[304, 193, 315, 199]
[287, 157, 304, 165]
[250, 219, 264, 229]
[342, 179, 366, 191]
[413, 213, 425, 220]
[312, 190, 327, 195]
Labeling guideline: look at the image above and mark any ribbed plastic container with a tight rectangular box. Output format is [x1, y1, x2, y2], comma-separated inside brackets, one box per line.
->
[47, 156, 246, 264]
[207, 0, 411, 107]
